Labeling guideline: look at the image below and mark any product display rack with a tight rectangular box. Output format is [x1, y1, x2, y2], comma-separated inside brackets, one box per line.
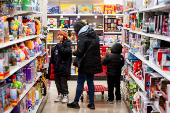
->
[0, 0, 49, 112]
[5, 72, 43, 113]
[122, 1, 170, 113]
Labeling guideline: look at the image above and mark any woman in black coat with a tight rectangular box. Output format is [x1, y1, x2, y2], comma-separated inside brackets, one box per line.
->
[67, 21, 103, 109]
[47, 29, 72, 103]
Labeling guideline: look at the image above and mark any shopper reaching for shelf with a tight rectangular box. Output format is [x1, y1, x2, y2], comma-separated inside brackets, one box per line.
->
[102, 43, 124, 103]
[67, 21, 102, 110]
[47, 28, 72, 103]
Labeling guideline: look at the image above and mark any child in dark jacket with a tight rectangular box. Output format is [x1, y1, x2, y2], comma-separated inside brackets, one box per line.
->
[102, 43, 124, 103]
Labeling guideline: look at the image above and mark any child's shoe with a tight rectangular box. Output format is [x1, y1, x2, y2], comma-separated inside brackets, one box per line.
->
[54, 93, 63, 102]
[62, 94, 69, 103]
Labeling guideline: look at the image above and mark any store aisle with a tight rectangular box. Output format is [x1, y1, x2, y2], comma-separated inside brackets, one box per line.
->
[42, 81, 129, 113]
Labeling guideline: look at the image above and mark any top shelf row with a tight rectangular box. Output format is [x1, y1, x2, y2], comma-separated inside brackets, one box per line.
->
[47, 14, 124, 17]
[124, 2, 170, 14]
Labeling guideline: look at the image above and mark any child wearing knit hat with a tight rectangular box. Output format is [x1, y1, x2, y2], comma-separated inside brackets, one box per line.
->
[48, 28, 72, 103]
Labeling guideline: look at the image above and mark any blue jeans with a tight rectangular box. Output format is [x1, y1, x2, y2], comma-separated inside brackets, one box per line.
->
[74, 73, 94, 104]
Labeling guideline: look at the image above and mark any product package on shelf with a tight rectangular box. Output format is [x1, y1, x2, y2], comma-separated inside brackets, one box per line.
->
[60, 17, 69, 28]
[104, 4, 116, 14]
[93, 4, 104, 14]
[47, 18, 57, 29]
[70, 18, 78, 28]
[104, 35, 117, 47]
[77, 4, 93, 14]
[116, 4, 123, 14]
[60, 4, 76, 14]
[47, 5, 59, 14]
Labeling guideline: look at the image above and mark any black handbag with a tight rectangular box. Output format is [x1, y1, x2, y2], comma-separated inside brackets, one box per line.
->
[73, 39, 94, 68]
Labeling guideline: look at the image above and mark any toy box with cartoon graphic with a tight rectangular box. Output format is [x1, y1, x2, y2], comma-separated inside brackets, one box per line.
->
[162, 54, 170, 71]
[117, 35, 122, 44]
[104, 35, 117, 46]
[104, 4, 116, 14]
[77, 4, 93, 14]
[4, 20, 9, 43]
[116, 4, 123, 14]
[47, 5, 59, 14]
[60, 4, 76, 14]
[27, 22, 35, 35]
[47, 18, 57, 29]
[93, 4, 104, 14]
[0, 17, 4, 44]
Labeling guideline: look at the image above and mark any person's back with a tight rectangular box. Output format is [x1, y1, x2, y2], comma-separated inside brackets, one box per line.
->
[102, 43, 124, 103]
[102, 43, 124, 76]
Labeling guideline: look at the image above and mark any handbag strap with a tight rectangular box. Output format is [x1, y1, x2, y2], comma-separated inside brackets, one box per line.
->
[83, 39, 94, 57]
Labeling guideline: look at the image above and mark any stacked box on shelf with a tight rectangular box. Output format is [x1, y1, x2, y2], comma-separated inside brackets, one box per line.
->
[47, 18, 57, 29]
[60, 4, 76, 14]
[77, 4, 93, 14]
[93, 4, 104, 14]
[47, 5, 59, 14]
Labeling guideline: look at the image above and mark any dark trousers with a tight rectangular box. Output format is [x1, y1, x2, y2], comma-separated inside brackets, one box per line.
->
[107, 75, 121, 101]
[74, 73, 94, 104]
[54, 74, 68, 94]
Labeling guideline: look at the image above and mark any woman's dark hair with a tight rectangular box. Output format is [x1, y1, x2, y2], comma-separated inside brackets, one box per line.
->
[74, 21, 86, 35]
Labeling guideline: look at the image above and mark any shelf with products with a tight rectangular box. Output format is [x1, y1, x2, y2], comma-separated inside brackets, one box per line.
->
[0, 35, 41, 49]
[7, 52, 42, 80]
[129, 52, 170, 81]
[129, 71, 145, 92]
[47, 14, 124, 17]
[129, 30, 170, 42]
[47, 28, 103, 31]
[32, 96, 45, 113]
[4, 72, 43, 113]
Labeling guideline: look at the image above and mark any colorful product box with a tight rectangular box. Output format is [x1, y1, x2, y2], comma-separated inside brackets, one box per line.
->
[104, 35, 117, 47]
[27, 22, 35, 35]
[0, 17, 4, 44]
[47, 18, 57, 29]
[104, 4, 116, 14]
[22, 0, 33, 11]
[47, 5, 59, 14]
[93, 4, 104, 14]
[60, 17, 69, 28]
[116, 4, 123, 14]
[70, 18, 78, 28]
[60, 4, 76, 14]
[77, 4, 93, 14]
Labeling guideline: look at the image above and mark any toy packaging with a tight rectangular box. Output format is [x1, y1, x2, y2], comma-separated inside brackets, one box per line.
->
[0, 17, 4, 44]
[104, 4, 116, 14]
[27, 22, 35, 35]
[104, 35, 117, 46]
[47, 18, 57, 29]
[60, 4, 76, 14]
[22, 0, 33, 11]
[93, 4, 104, 14]
[77, 4, 93, 14]
[47, 5, 59, 14]
[4, 20, 9, 43]
[70, 18, 78, 28]
[60, 17, 69, 28]
[116, 4, 123, 14]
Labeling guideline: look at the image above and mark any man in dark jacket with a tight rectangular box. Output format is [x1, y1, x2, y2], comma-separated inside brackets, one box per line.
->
[67, 21, 102, 109]
[102, 43, 124, 103]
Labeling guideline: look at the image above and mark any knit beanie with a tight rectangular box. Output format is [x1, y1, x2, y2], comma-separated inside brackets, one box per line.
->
[58, 28, 68, 38]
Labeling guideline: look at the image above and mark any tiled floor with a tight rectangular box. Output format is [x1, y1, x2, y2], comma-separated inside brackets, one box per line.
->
[42, 80, 129, 113]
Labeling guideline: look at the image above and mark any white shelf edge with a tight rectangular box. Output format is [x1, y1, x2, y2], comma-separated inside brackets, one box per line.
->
[47, 28, 103, 31]
[71, 74, 78, 76]
[47, 14, 123, 16]
[4, 72, 43, 113]
[124, 43, 130, 48]
[33, 96, 45, 113]
[104, 32, 122, 34]
[47, 43, 57, 45]
[130, 52, 170, 81]
[0, 35, 39, 49]
[8, 11, 41, 16]
[129, 30, 170, 42]
[6, 52, 42, 80]
[124, 8, 134, 12]
[129, 71, 145, 92]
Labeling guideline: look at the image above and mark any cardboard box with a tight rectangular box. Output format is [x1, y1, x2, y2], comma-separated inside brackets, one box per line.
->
[60, 4, 76, 14]
[77, 4, 93, 14]
[93, 4, 104, 14]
